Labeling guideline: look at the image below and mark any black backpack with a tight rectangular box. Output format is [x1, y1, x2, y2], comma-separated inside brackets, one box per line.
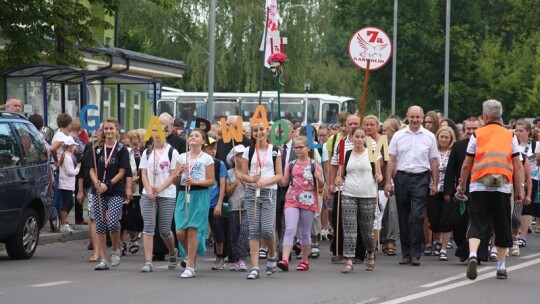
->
[214, 158, 224, 183]
[288, 159, 316, 186]
[343, 149, 375, 178]
[145, 145, 174, 165]
[247, 144, 280, 173]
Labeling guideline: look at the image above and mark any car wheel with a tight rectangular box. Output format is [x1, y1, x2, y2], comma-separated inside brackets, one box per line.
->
[6, 209, 40, 259]
[49, 207, 60, 232]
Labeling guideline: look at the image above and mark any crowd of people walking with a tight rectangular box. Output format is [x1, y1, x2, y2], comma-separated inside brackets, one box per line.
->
[32, 99, 540, 280]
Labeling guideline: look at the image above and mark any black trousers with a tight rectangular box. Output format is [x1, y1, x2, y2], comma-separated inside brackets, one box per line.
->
[394, 171, 430, 259]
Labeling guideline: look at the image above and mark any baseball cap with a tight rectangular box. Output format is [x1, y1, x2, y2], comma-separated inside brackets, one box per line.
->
[205, 137, 216, 147]
[61, 136, 78, 146]
[226, 144, 246, 167]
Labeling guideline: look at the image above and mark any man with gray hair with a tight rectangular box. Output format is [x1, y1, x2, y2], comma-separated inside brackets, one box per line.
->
[459, 99, 524, 280]
[5, 97, 21, 112]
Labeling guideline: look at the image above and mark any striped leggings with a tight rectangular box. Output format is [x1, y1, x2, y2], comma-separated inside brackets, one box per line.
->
[341, 195, 376, 257]
[140, 195, 175, 238]
[244, 185, 277, 241]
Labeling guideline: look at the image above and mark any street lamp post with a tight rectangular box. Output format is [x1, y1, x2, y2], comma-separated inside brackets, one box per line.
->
[304, 79, 311, 125]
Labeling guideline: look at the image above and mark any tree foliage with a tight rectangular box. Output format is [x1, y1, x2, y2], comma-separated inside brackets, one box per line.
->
[0, 0, 120, 69]
[2, 0, 539, 122]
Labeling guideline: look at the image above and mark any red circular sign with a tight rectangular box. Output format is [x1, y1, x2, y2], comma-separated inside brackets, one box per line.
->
[348, 26, 392, 71]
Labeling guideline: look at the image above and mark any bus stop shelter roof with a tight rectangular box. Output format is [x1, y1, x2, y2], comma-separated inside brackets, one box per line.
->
[2, 64, 161, 85]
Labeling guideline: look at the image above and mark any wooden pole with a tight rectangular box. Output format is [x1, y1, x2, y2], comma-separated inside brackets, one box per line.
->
[359, 61, 371, 125]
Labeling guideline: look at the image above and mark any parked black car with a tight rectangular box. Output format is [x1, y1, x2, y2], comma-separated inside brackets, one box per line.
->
[0, 111, 52, 259]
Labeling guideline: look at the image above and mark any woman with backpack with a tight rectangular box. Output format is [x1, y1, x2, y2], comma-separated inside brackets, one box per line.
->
[240, 122, 283, 279]
[277, 136, 324, 272]
[138, 128, 181, 273]
[334, 126, 382, 273]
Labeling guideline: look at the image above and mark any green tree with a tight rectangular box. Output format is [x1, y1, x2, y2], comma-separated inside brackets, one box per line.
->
[0, 0, 119, 70]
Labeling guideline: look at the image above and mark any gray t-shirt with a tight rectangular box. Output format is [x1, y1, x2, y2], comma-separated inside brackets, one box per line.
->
[226, 168, 245, 211]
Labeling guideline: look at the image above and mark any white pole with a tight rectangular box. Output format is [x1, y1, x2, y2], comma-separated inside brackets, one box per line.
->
[208, 0, 217, 121]
[444, 0, 451, 118]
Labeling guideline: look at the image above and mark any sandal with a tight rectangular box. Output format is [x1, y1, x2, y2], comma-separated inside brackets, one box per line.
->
[439, 252, 448, 261]
[366, 257, 375, 271]
[89, 255, 99, 262]
[341, 263, 354, 274]
[386, 242, 397, 256]
[331, 255, 344, 263]
[246, 267, 260, 280]
[296, 261, 309, 271]
[129, 238, 139, 254]
[277, 259, 289, 272]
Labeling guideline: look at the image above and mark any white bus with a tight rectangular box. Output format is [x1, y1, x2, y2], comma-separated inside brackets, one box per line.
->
[157, 87, 356, 125]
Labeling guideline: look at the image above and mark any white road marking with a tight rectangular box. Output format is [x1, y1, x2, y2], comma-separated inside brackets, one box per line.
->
[518, 252, 540, 259]
[30, 281, 73, 288]
[420, 266, 495, 288]
[380, 257, 540, 304]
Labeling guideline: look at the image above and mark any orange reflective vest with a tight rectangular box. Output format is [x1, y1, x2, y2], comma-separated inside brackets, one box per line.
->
[470, 123, 513, 183]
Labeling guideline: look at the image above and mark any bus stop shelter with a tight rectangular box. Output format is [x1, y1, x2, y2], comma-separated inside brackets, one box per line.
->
[2, 64, 162, 126]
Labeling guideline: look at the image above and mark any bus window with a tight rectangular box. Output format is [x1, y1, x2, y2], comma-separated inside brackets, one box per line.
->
[342, 98, 356, 114]
[239, 98, 271, 123]
[271, 98, 304, 123]
[307, 98, 320, 124]
[158, 99, 175, 116]
[177, 97, 206, 123]
[321, 102, 340, 124]
[214, 99, 239, 122]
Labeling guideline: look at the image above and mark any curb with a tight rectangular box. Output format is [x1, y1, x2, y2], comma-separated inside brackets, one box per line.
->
[39, 227, 89, 245]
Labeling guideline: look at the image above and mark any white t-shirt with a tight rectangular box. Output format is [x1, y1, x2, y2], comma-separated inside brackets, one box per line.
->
[389, 126, 439, 173]
[520, 140, 540, 180]
[139, 145, 180, 198]
[342, 150, 377, 198]
[51, 131, 70, 170]
[242, 144, 281, 190]
[177, 151, 214, 186]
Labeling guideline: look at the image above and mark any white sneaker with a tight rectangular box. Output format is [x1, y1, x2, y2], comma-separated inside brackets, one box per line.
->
[60, 224, 74, 234]
[94, 260, 110, 270]
[141, 262, 153, 273]
[111, 251, 121, 267]
[510, 241, 520, 256]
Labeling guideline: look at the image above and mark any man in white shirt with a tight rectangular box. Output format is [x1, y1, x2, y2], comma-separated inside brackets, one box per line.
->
[385, 105, 440, 266]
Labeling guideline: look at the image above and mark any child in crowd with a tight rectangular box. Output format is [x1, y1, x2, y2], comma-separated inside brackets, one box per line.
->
[58, 137, 81, 233]
[139, 128, 180, 273]
[203, 137, 228, 270]
[175, 128, 215, 278]
[278, 136, 324, 271]
[226, 145, 249, 271]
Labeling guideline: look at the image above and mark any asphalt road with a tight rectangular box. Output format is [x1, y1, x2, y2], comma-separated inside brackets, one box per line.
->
[1, 232, 540, 304]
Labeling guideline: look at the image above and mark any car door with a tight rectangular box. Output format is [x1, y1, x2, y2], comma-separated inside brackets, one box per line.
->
[0, 122, 26, 238]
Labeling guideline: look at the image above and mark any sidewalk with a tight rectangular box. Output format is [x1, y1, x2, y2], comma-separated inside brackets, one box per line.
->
[39, 210, 89, 245]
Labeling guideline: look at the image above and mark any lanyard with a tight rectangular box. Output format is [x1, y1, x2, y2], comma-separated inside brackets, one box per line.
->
[256, 145, 269, 172]
[153, 144, 169, 178]
[102, 141, 117, 180]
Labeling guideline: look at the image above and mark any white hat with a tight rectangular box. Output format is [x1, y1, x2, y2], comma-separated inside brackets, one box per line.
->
[61, 136, 78, 146]
[226, 144, 246, 167]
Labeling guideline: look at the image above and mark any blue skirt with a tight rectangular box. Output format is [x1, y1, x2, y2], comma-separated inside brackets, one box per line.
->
[175, 189, 210, 257]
